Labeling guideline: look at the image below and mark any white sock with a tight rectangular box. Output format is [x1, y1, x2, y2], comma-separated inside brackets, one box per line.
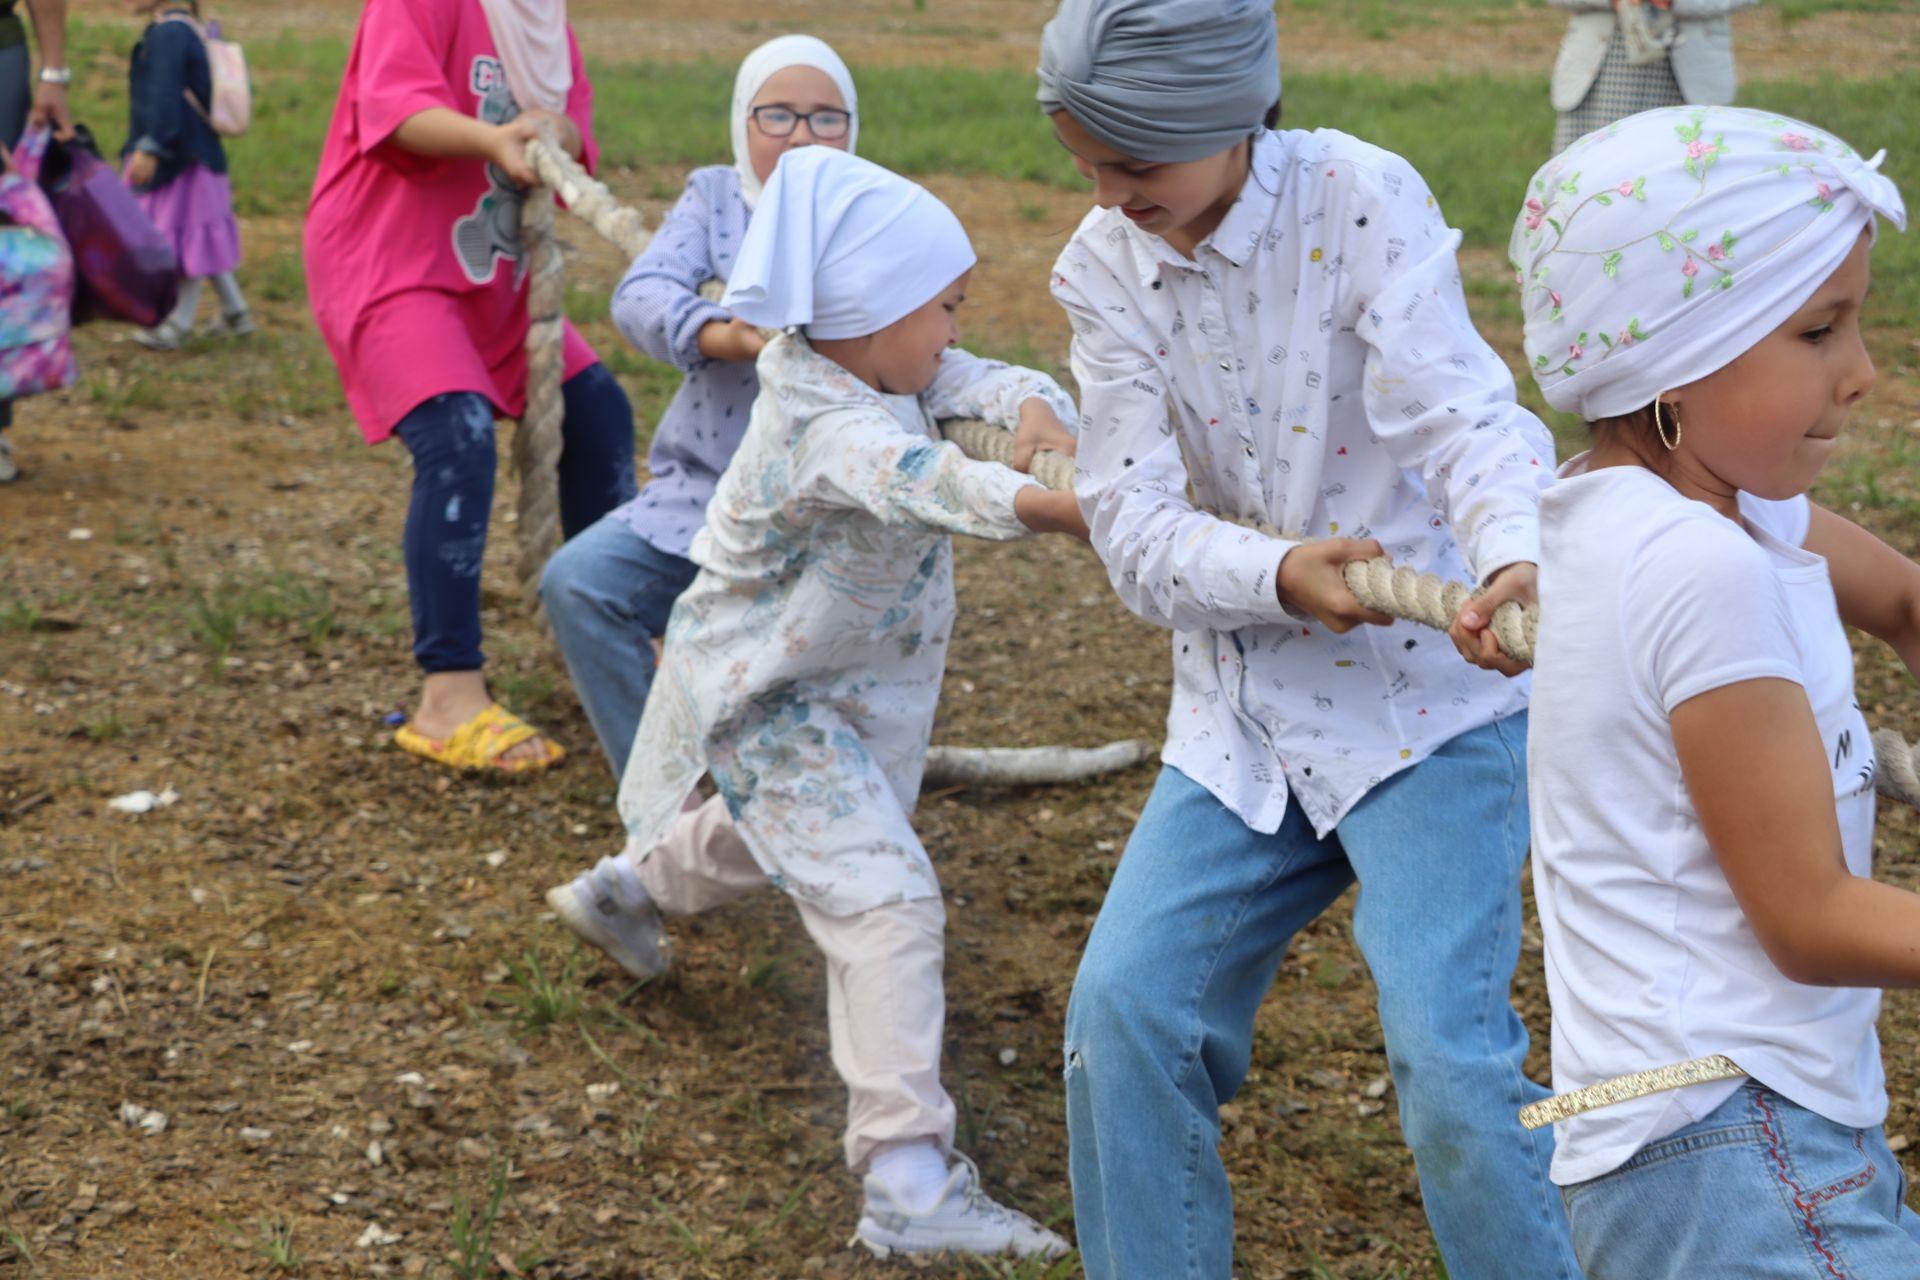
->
[867, 1139, 950, 1214]
[587, 853, 651, 914]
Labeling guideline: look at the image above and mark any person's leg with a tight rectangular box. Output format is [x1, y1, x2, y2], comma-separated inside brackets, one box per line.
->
[538, 515, 699, 778]
[134, 278, 201, 349]
[166, 277, 203, 332]
[555, 363, 637, 540]
[210, 272, 253, 334]
[551, 790, 767, 980]
[799, 894, 1068, 1259]
[630, 792, 768, 917]
[1336, 711, 1580, 1279]
[1065, 765, 1354, 1280]
[394, 393, 495, 678]
[390, 394, 555, 766]
[794, 895, 955, 1172]
[1565, 1084, 1920, 1279]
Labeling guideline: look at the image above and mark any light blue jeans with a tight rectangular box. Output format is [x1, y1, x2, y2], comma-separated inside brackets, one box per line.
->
[538, 513, 699, 779]
[1565, 1082, 1920, 1278]
[1065, 712, 1580, 1279]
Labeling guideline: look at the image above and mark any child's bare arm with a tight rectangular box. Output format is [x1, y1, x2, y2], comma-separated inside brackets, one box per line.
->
[1014, 486, 1089, 541]
[1673, 677, 1920, 987]
[389, 108, 580, 185]
[1807, 503, 1920, 677]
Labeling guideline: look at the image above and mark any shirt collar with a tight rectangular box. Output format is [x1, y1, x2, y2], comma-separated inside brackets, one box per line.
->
[1125, 129, 1289, 287]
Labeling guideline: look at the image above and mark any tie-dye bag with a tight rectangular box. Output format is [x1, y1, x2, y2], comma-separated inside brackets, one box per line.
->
[0, 128, 78, 401]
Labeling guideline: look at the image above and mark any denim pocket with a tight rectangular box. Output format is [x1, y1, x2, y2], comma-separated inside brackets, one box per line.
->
[1563, 1119, 1769, 1209]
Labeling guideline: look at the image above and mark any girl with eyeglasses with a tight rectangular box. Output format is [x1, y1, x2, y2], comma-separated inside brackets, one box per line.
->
[537, 35, 857, 780]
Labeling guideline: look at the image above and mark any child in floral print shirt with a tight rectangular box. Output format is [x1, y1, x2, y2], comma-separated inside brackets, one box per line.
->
[546, 148, 1084, 1261]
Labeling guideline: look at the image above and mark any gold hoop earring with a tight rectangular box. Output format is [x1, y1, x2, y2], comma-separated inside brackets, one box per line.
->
[1654, 399, 1682, 452]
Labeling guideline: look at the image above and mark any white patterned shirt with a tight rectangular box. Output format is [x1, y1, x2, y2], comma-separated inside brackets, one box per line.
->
[618, 335, 1076, 916]
[1051, 128, 1551, 836]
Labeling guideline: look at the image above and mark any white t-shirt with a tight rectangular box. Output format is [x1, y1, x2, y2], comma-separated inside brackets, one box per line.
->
[1530, 460, 1884, 1186]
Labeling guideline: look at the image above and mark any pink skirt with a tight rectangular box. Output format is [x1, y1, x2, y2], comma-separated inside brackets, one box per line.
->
[133, 163, 240, 279]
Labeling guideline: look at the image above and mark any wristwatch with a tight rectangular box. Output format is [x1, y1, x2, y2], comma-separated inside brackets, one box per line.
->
[36, 67, 71, 86]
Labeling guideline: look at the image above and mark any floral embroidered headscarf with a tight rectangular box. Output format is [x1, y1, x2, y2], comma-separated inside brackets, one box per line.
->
[1509, 106, 1905, 421]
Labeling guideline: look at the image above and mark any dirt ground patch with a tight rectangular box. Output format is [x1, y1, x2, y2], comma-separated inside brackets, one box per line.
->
[5, 4, 1920, 1280]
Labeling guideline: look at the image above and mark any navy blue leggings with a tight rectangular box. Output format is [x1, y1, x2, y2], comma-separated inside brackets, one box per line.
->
[393, 363, 636, 674]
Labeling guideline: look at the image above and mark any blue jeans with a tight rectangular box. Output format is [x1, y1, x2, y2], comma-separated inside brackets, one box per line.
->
[1566, 1082, 1920, 1278]
[393, 364, 635, 674]
[538, 513, 699, 778]
[1065, 712, 1579, 1280]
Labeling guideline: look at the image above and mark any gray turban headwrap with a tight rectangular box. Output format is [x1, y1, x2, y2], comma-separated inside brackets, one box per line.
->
[1036, 0, 1280, 163]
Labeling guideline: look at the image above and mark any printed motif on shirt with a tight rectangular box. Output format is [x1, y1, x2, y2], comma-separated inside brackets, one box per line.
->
[452, 56, 525, 285]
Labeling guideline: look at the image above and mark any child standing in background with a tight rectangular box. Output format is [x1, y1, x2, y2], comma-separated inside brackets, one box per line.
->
[540, 34, 859, 779]
[123, 0, 250, 351]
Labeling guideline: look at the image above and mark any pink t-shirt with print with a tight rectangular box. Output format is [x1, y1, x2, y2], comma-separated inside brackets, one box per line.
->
[304, 0, 600, 444]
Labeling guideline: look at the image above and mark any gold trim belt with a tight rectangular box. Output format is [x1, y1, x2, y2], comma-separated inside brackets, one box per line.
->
[1518, 1055, 1747, 1131]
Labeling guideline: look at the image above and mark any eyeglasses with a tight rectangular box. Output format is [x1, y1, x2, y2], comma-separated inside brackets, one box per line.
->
[749, 105, 853, 141]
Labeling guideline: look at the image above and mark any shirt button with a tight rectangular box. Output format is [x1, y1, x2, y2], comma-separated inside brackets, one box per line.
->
[1218, 360, 1231, 371]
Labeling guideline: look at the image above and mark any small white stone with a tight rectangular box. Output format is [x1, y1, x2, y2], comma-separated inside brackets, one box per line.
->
[365, 1140, 384, 1166]
[68, 528, 93, 541]
[998, 1048, 1018, 1067]
[355, 1222, 401, 1248]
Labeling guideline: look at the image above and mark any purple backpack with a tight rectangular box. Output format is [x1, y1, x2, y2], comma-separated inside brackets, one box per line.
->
[34, 125, 179, 326]
[0, 128, 78, 401]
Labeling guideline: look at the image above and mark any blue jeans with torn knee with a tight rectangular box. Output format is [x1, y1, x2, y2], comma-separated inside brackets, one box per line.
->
[1063, 712, 1580, 1280]
[393, 364, 635, 674]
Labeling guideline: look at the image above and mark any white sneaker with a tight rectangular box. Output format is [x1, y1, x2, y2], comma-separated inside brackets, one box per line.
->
[545, 863, 670, 981]
[854, 1152, 1070, 1260]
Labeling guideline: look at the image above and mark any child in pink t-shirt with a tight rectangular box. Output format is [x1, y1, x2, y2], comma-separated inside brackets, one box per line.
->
[304, 0, 635, 774]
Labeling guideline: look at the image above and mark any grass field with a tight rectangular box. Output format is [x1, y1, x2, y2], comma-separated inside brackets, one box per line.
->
[3, 3, 1918, 1278]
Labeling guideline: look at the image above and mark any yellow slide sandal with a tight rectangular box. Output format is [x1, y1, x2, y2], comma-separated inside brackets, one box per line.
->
[393, 703, 566, 775]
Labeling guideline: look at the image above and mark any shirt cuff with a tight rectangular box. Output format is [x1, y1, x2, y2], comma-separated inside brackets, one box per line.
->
[1467, 516, 1542, 585]
[1211, 524, 1299, 623]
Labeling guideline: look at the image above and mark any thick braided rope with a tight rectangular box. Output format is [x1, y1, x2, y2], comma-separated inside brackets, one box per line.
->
[943, 418, 1538, 662]
[513, 157, 567, 617]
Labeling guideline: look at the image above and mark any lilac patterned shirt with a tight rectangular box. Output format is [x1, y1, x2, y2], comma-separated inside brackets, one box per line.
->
[1052, 128, 1551, 837]
[607, 165, 756, 558]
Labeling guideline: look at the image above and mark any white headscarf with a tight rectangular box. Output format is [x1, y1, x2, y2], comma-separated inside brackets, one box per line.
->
[722, 148, 974, 341]
[730, 35, 860, 211]
[477, 0, 573, 115]
[1511, 105, 1905, 421]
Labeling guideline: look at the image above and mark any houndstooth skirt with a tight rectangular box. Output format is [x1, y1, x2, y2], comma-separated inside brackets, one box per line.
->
[1552, 26, 1685, 154]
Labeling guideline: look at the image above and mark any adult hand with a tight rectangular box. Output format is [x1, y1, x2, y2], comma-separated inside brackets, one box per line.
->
[123, 150, 158, 188]
[28, 81, 72, 140]
[696, 316, 766, 364]
[1275, 537, 1395, 632]
[1014, 486, 1090, 541]
[1449, 561, 1536, 677]
[1011, 399, 1077, 474]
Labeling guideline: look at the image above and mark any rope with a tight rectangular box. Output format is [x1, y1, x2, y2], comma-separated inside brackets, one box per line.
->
[512, 131, 570, 618]
[516, 138, 1920, 809]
